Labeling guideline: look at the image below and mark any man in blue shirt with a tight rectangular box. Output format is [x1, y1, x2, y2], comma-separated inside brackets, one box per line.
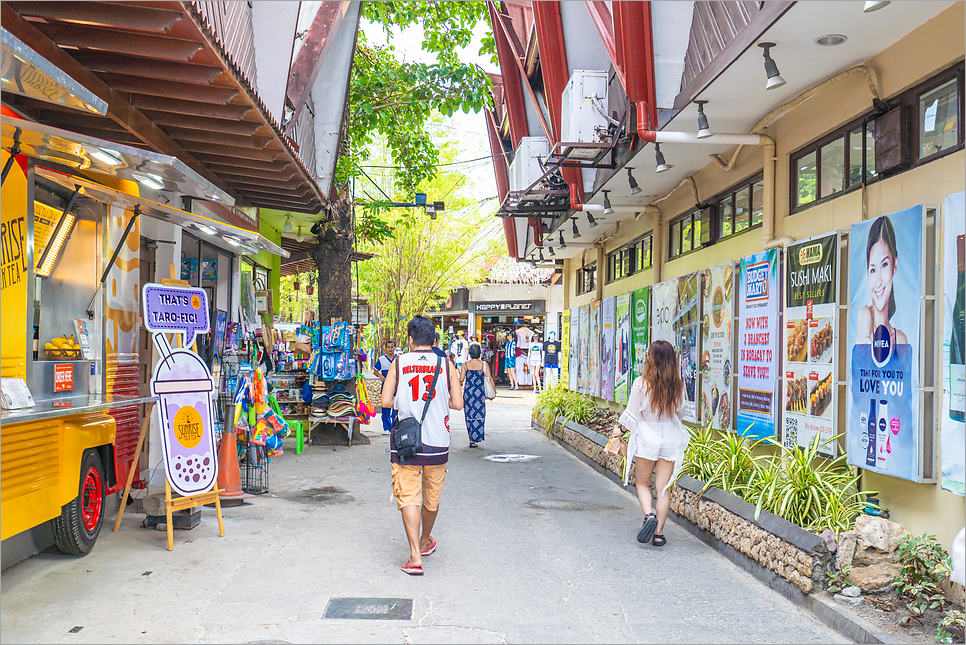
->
[373, 339, 397, 434]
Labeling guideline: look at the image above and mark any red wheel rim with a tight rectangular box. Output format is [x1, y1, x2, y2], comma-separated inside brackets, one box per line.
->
[81, 466, 103, 532]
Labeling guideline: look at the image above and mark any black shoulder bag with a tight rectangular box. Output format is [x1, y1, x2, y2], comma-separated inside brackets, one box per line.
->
[392, 356, 443, 464]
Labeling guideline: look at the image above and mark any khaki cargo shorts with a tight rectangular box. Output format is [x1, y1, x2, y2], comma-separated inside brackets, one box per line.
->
[391, 463, 447, 511]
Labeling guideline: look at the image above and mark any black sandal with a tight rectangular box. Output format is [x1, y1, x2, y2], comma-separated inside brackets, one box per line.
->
[637, 513, 657, 544]
[652, 534, 667, 547]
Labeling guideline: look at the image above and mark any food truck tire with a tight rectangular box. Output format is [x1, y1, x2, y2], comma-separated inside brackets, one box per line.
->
[53, 449, 105, 556]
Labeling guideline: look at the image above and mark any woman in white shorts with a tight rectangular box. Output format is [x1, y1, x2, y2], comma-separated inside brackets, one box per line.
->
[610, 340, 689, 547]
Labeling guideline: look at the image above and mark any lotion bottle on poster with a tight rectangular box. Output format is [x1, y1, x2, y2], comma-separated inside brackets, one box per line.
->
[877, 399, 889, 470]
[866, 399, 877, 468]
[950, 234, 965, 422]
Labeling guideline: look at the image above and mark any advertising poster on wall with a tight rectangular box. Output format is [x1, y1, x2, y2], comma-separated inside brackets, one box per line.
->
[650, 275, 702, 422]
[701, 263, 735, 432]
[561, 309, 571, 390]
[615, 293, 632, 404]
[578, 304, 590, 394]
[631, 286, 650, 385]
[737, 249, 781, 439]
[942, 192, 965, 495]
[601, 297, 616, 401]
[570, 308, 580, 391]
[783, 233, 839, 457]
[846, 207, 923, 482]
[589, 301, 602, 398]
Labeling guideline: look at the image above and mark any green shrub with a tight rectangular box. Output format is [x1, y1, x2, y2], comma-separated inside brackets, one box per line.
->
[894, 534, 952, 622]
[826, 564, 853, 594]
[936, 609, 964, 644]
[683, 423, 717, 484]
[533, 384, 597, 429]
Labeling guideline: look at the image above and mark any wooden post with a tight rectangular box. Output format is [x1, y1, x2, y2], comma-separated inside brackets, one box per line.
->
[113, 402, 156, 532]
[164, 478, 174, 551]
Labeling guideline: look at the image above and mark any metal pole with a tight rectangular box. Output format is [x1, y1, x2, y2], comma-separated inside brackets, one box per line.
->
[87, 204, 140, 318]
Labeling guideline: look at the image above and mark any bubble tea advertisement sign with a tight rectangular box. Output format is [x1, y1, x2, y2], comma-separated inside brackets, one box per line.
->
[701, 263, 735, 432]
[783, 233, 840, 458]
[846, 207, 923, 482]
[143, 284, 218, 497]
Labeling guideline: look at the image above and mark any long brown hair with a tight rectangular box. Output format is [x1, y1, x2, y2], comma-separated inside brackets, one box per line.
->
[642, 340, 683, 419]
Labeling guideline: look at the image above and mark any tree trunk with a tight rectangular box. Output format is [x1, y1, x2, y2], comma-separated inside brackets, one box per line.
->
[310, 200, 353, 324]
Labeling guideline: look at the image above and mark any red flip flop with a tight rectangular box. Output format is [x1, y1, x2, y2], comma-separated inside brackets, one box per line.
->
[420, 536, 437, 557]
[401, 561, 424, 576]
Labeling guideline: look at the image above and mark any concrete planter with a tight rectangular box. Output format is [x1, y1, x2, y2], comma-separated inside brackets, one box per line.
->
[533, 412, 832, 594]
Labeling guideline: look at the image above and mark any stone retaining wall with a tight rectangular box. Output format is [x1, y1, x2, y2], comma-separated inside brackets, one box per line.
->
[535, 413, 831, 594]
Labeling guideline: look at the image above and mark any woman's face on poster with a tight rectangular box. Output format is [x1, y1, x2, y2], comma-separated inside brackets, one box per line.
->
[867, 238, 897, 314]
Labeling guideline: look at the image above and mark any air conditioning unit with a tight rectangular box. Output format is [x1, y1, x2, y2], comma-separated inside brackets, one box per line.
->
[508, 136, 550, 192]
[561, 70, 610, 144]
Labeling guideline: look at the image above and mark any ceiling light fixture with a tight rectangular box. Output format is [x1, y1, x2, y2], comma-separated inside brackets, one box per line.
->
[559, 231, 567, 248]
[694, 100, 712, 139]
[548, 246, 555, 256]
[572, 217, 581, 239]
[654, 143, 672, 173]
[136, 173, 164, 191]
[758, 42, 786, 90]
[815, 34, 847, 46]
[863, 1, 890, 12]
[627, 167, 641, 195]
[602, 190, 614, 215]
[225, 235, 241, 247]
[89, 148, 122, 166]
[586, 211, 599, 228]
[296, 227, 304, 242]
[194, 223, 217, 236]
[538, 248, 545, 262]
[283, 216, 293, 233]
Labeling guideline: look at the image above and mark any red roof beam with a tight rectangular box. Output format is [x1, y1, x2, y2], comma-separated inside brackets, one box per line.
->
[488, 1, 531, 148]
[613, 1, 658, 131]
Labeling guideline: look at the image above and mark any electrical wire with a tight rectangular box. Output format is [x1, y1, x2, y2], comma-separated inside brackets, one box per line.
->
[359, 150, 511, 170]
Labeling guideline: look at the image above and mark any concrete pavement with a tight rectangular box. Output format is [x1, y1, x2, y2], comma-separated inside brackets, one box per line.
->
[0, 393, 847, 644]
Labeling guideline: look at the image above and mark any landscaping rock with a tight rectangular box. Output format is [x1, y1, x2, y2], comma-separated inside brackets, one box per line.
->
[833, 593, 864, 607]
[868, 583, 895, 595]
[837, 530, 858, 569]
[854, 515, 908, 553]
[841, 585, 862, 598]
[847, 562, 902, 591]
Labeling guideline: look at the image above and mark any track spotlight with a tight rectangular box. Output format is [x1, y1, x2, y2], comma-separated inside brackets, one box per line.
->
[602, 190, 614, 215]
[559, 231, 566, 248]
[627, 168, 641, 195]
[863, 1, 889, 12]
[587, 211, 599, 228]
[572, 217, 581, 239]
[758, 42, 785, 90]
[548, 246, 555, 256]
[539, 248, 545, 262]
[655, 143, 673, 173]
[283, 216, 293, 233]
[694, 100, 712, 139]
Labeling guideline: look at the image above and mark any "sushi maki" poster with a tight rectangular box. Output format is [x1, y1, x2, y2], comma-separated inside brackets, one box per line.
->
[701, 263, 735, 432]
[783, 232, 840, 457]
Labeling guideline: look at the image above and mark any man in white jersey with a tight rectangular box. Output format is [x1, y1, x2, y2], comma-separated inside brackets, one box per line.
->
[382, 316, 462, 576]
[451, 331, 469, 368]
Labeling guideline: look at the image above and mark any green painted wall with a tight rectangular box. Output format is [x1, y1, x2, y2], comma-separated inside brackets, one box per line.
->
[257, 218, 282, 323]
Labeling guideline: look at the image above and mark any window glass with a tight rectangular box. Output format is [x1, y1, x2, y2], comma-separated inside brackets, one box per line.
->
[820, 137, 845, 197]
[622, 249, 630, 277]
[919, 79, 959, 159]
[681, 218, 692, 254]
[865, 120, 878, 180]
[796, 151, 817, 207]
[751, 180, 764, 227]
[849, 127, 864, 186]
[642, 236, 652, 268]
[670, 222, 681, 257]
[693, 216, 702, 249]
[720, 197, 733, 238]
[735, 186, 751, 232]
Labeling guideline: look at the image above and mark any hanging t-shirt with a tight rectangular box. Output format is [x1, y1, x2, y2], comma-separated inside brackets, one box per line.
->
[528, 341, 543, 364]
[543, 340, 560, 366]
[516, 326, 534, 348]
[452, 338, 469, 364]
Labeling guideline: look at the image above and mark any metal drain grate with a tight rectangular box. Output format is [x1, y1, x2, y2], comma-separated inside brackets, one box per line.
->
[322, 597, 413, 620]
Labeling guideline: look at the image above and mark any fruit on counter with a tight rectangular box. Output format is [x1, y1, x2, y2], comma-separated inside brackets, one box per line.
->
[48, 335, 81, 352]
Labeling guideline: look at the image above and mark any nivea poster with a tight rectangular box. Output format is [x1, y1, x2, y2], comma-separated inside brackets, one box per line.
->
[589, 300, 602, 398]
[601, 297, 616, 401]
[569, 307, 580, 391]
[702, 263, 735, 432]
[631, 286, 650, 385]
[615, 293, 632, 405]
[941, 192, 965, 496]
[847, 206, 923, 482]
[737, 249, 781, 439]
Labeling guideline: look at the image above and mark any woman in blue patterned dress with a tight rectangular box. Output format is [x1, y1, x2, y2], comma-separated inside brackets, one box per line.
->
[460, 344, 496, 447]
